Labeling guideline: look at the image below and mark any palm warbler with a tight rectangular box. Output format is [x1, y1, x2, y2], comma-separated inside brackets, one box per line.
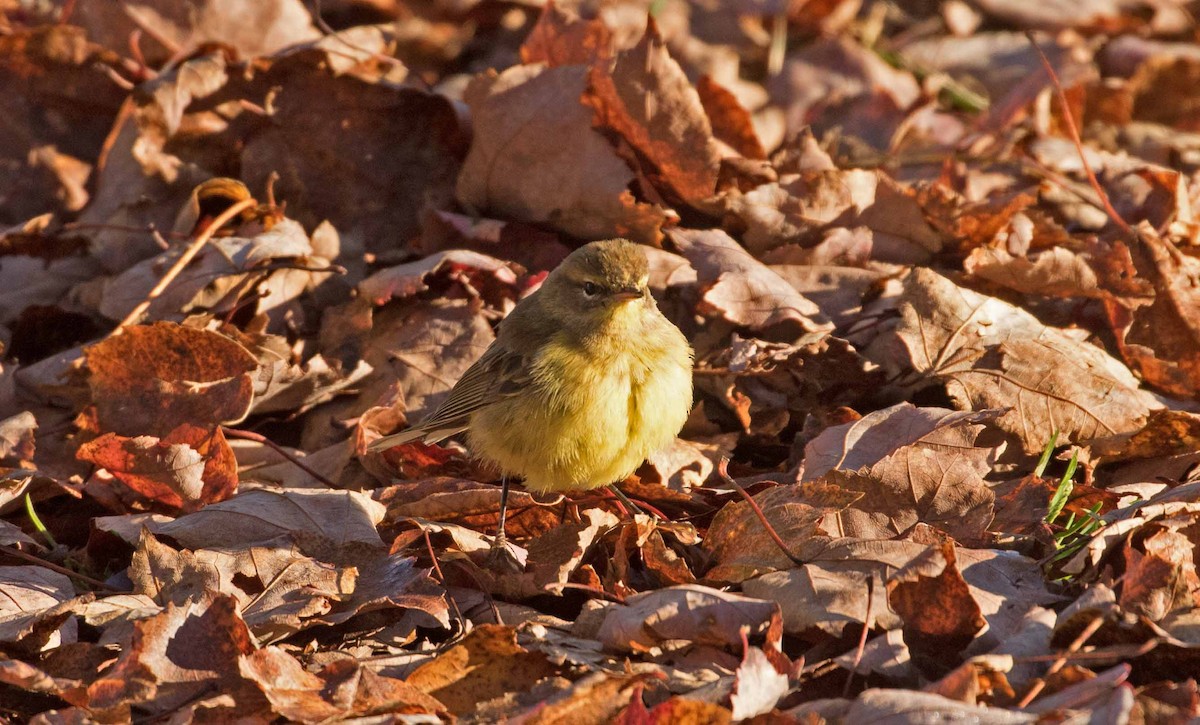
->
[368, 238, 693, 548]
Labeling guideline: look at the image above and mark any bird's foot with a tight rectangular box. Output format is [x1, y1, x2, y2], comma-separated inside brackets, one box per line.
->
[483, 536, 525, 573]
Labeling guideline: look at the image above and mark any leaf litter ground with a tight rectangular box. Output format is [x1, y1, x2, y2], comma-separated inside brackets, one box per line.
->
[2, 0, 1200, 721]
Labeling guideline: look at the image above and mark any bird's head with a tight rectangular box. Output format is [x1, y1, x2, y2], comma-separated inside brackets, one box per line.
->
[538, 238, 652, 335]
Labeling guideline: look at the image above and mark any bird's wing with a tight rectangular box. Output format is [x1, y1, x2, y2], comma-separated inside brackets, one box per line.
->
[366, 340, 531, 451]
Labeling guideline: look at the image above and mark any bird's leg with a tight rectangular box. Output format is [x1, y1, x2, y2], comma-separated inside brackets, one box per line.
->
[609, 485, 650, 518]
[494, 475, 510, 548]
[484, 476, 523, 572]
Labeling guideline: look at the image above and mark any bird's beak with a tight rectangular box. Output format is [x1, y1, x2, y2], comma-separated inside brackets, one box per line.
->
[611, 289, 642, 302]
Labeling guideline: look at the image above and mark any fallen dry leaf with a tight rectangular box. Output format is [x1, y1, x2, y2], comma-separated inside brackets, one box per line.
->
[866, 269, 1156, 454]
[457, 63, 670, 245]
[583, 19, 722, 207]
[85, 323, 258, 438]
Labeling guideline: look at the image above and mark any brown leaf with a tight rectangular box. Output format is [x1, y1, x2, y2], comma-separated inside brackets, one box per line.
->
[480, 508, 619, 599]
[867, 269, 1155, 455]
[154, 488, 386, 557]
[0, 566, 78, 655]
[457, 63, 670, 245]
[726, 170, 943, 261]
[1103, 229, 1200, 398]
[406, 624, 559, 716]
[520, 2, 614, 67]
[523, 672, 651, 725]
[358, 299, 496, 430]
[76, 424, 237, 511]
[801, 403, 1000, 480]
[669, 228, 830, 335]
[378, 478, 561, 540]
[0, 411, 36, 462]
[618, 695, 733, 724]
[1119, 523, 1200, 622]
[358, 249, 520, 306]
[888, 543, 987, 672]
[96, 218, 327, 324]
[769, 36, 920, 150]
[85, 323, 258, 437]
[704, 482, 861, 584]
[802, 404, 1000, 543]
[696, 334, 880, 436]
[583, 19, 721, 206]
[232, 51, 467, 254]
[964, 243, 1101, 299]
[729, 641, 789, 720]
[697, 75, 767, 161]
[241, 649, 446, 722]
[0, 26, 124, 223]
[64, 0, 320, 66]
[596, 585, 778, 652]
[84, 592, 263, 716]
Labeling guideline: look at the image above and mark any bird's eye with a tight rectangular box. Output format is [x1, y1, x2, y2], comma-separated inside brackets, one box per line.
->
[582, 281, 599, 296]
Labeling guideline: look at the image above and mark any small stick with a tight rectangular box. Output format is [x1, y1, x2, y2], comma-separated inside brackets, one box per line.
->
[1025, 32, 1135, 240]
[843, 575, 875, 697]
[1017, 614, 1105, 708]
[717, 458, 804, 566]
[557, 582, 626, 603]
[421, 527, 465, 629]
[113, 197, 255, 332]
[0, 544, 121, 593]
[220, 426, 339, 488]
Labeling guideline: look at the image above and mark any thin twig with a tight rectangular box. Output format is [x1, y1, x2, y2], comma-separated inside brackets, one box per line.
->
[220, 426, 339, 488]
[0, 544, 121, 593]
[843, 575, 875, 697]
[1017, 614, 1105, 708]
[717, 458, 803, 566]
[1025, 32, 1135, 240]
[113, 198, 255, 331]
[557, 582, 626, 603]
[421, 527, 465, 629]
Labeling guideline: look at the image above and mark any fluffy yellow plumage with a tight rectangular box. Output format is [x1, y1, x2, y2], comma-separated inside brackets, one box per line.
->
[368, 238, 693, 526]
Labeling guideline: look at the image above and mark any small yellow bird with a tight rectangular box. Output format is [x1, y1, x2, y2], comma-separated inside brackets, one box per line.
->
[368, 239, 694, 549]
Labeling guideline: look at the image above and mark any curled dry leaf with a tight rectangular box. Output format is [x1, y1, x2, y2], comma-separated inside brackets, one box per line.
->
[670, 228, 830, 335]
[358, 249, 520, 306]
[241, 648, 447, 723]
[481, 508, 619, 600]
[596, 584, 778, 652]
[96, 217, 325, 324]
[85, 323, 258, 437]
[729, 640, 790, 720]
[696, 334, 880, 436]
[583, 19, 722, 207]
[0, 411, 36, 462]
[77, 423, 237, 511]
[866, 269, 1156, 455]
[154, 487, 387, 557]
[456, 63, 670, 245]
[801, 403, 1001, 480]
[0, 566, 78, 654]
[63, 0, 320, 66]
[726, 169, 942, 262]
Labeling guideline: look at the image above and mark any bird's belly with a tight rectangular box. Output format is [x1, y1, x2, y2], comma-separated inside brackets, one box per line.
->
[468, 345, 690, 493]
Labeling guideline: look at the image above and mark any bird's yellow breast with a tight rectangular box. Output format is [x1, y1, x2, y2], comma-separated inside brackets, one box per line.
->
[467, 321, 692, 493]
